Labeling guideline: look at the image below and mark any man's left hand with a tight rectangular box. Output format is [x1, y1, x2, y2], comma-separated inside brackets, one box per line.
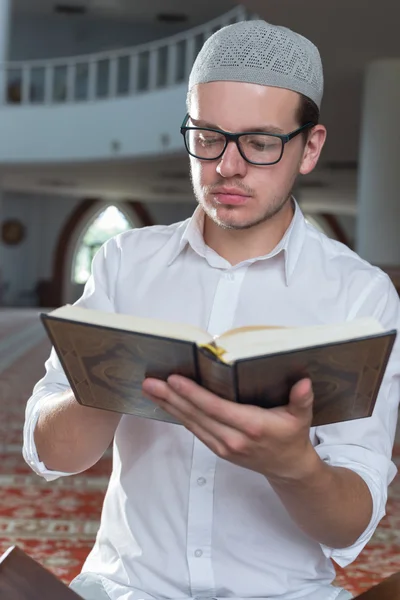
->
[142, 375, 319, 481]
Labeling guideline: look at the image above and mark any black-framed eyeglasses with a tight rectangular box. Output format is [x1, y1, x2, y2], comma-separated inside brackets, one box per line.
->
[180, 113, 314, 166]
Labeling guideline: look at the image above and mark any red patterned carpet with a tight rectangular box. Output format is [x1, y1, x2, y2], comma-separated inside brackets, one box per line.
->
[0, 308, 399, 597]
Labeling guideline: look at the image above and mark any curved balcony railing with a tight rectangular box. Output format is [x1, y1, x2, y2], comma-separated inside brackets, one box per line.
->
[0, 6, 254, 106]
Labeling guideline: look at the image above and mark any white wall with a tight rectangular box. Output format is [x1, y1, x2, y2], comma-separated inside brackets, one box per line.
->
[0, 84, 188, 164]
[0, 190, 356, 307]
[9, 14, 188, 61]
[0, 192, 195, 306]
[1, 192, 81, 305]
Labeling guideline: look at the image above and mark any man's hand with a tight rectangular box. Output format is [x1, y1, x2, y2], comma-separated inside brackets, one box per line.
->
[142, 374, 373, 548]
[142, 374, 318, 481]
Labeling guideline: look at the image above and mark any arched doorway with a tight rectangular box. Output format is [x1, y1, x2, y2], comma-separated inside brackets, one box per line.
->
[48, 199, 153, 308]
[64, 202, 137, 305]
[73, 205, 132, 286]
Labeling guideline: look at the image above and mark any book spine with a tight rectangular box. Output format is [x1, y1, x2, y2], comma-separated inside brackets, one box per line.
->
[193, 341, 201, 384]
[196, 347, 236, 401]
[232, 362, 239, 403]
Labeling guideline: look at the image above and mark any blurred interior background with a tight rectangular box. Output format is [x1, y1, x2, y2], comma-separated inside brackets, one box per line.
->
[0, 2, 400, 595]
[0, 0, 399, 308]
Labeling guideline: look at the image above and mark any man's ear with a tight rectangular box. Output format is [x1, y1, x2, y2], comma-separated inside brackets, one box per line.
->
[299, 125, 327, 176]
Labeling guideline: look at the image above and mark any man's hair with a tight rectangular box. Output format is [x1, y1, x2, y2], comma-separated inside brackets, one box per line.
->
[297, 93, 320, 142]
[297, 94, 320, 127]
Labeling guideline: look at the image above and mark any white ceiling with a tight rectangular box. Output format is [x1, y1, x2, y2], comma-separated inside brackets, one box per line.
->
[0, 154, 358, 215]
[0, 154, 193, 200]
[12, 0, 235, 24]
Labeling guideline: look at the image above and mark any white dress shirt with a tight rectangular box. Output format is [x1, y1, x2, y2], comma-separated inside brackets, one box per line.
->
[23, 201, 400, 600]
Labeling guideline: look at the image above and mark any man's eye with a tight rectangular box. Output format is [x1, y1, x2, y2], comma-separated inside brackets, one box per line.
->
[199, 136, 220, 145]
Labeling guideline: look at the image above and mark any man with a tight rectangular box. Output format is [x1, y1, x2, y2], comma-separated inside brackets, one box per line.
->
[23, 19, 400, 600]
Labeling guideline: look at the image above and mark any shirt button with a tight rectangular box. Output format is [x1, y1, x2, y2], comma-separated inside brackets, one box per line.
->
[197, 477, 207, 486]
[194, 549, 203, 558]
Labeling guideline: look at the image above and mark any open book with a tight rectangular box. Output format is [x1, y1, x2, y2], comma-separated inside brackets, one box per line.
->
[41, 305, 397, 427]
[0, 546, 80, 599]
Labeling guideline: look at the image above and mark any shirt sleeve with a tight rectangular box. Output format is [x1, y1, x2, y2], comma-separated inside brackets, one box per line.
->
[22, 237, 120, 481]
[315, 271, 400, 567]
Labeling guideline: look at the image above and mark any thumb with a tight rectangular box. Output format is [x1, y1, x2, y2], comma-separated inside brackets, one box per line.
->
[287, 378, 314, 421]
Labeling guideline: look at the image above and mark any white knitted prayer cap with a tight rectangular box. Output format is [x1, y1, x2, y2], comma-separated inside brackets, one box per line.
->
[189, 19, 323, 109]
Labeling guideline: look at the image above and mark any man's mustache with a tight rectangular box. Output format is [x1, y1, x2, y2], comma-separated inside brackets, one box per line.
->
[205, 181, 254, 196]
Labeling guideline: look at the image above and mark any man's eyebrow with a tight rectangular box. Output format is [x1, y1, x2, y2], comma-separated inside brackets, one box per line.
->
[189, 117, 285, 135]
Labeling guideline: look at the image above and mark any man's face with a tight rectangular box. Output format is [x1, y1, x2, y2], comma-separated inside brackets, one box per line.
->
[188, 81, 316, 231]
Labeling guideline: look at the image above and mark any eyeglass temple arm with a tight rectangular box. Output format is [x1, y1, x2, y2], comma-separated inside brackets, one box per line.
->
[180, 113, 190, 129]
[287, 122, 315, 141]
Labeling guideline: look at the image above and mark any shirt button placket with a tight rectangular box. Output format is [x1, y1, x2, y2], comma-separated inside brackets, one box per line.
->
[186, 439, 217, 597]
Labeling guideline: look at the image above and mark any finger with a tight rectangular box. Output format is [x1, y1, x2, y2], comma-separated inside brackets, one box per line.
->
[143, 377, 232, 434]
[287, 378, 314, 421]
[142, 378, 170, 401]
[143, 377, 247, 444]
[141, 390, 178, 419]
[166, 375, 267, 434]
[142, 386, 238, 456]
[143, 376, 236, 427]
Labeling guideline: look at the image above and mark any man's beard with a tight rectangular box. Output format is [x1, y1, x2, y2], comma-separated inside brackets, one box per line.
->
[190, 170, 293, 231]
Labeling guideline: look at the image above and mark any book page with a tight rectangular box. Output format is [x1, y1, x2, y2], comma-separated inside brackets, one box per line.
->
[218, 325, 284, 339]
[48, 305, 213, 346]
[217, 317, 384, 363]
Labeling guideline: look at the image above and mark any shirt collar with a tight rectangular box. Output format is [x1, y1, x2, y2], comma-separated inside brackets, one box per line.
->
[166, 206, 208, 266]
[167, 198, 306, 286]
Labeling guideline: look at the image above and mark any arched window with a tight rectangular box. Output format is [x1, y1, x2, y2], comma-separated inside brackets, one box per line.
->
[73, 205, 132, 285]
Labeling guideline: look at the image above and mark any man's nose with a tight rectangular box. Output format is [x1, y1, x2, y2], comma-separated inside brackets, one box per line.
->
[216, 140, 248, 179]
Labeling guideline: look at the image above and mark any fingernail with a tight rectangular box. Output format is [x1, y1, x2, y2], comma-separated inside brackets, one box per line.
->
[143, 379, 158, 394]
[167, 375, 181, 391]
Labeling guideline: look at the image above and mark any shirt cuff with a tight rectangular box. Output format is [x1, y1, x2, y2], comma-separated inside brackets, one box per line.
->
[315, 445, 397, 567]
[22, 392, 79, 481]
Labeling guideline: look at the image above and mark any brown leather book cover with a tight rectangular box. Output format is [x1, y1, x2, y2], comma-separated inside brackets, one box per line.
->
[0, 546, 81, 600]
[42, 316, 199, 424]
[42, 314, 396, 427]
[233, 331, 396, 426]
